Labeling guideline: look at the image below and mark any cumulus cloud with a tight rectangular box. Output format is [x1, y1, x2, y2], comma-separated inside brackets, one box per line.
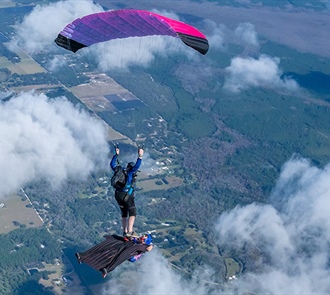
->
[86, 10, 197, 72]
[204, 20, 226, 50]
[88, 35, 190, 72]
[101, 250, 221, 295]
[11, 0, 103, 54]
[0, 91, 109, 198]
[216, 156, 330, 294]
[234, 22, 259, 47]
[223, 54, 299, 92]
[46, 55, 68, 72]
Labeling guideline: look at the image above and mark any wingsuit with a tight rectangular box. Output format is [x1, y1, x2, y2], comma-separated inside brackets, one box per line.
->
[75, 234, 153, 277]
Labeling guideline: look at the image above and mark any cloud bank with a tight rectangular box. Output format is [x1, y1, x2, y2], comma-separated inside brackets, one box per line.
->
[86, 9, 198, 71]
[0, 91, 109, 198]
[234, 22, 259, 47]
[216, 156, 330, 294]
[101, 250, 220, 295]
[204, 20, 226, 50]
[88, 35, 190, 72]
[223, 54, 299, 92]
[12, 0, 103, 54]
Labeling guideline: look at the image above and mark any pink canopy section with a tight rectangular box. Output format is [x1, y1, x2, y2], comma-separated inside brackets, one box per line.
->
[55, 9, 209, 55]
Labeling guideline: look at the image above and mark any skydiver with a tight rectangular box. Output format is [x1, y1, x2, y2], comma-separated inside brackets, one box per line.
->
[75, 234, 153, 278]
[110, 146, 143, 237]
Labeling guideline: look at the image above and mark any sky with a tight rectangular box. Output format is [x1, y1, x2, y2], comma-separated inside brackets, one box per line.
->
[0, 91, 109, 198]
[96, 156, 330, 295]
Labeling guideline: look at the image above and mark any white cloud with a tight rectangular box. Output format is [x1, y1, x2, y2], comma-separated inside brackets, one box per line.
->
[87, 35, 190, 72]
[151, 9, 180, 21]
[216, 156, 330, 294]
[204, 20, 226, 50]
[0, 91, 109, 198]
[223, 54, 299, 92]
[46, 55, 68, 72]
[11, 0, 103, 54]
[85, 10, 198, 72]
[235, 22, 259, 47]
[101, 250, 221, 295]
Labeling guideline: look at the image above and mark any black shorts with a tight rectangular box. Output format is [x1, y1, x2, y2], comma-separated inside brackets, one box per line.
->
[115, 191, 136, 217]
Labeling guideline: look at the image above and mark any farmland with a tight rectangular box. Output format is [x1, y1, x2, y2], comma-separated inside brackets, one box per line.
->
[0, 193, 43, 234]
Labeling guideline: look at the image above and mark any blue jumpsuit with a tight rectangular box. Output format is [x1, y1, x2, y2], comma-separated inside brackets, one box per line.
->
[110, 154, 141, 217]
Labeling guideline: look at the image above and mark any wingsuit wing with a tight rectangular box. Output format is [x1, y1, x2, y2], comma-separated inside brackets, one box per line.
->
[76, 235, 150, 273]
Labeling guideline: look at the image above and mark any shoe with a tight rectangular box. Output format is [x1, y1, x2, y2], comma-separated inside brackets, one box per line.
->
[75, 252, 82, 264]
[123, 232, 128, 237]
[101, 268, 108, 278]
[125, 231, 137, 238]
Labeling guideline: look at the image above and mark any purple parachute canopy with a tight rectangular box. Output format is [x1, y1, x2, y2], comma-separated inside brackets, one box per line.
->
[54, 9, 209, 55]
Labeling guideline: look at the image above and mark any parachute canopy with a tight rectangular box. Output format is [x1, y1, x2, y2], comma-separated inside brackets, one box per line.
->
[54, 9, 209, 55]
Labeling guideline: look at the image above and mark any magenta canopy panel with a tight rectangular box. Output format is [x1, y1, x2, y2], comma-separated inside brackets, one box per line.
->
[55, 9, 209, 55]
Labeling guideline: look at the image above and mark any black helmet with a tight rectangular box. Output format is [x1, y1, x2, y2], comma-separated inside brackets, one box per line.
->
[127, 162, 135, 169]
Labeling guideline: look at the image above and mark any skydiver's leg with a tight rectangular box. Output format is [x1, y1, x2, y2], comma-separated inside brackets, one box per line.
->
[128, 216, 135, 233]
[127, 194, 136, 234]
[122, 216, 128, 234]
[120, 205, 128, 234]
[115, 192, 128, 234]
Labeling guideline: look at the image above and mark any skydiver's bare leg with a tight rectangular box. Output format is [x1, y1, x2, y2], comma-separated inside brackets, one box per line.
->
[128, 216, 135, 233]
[122, 217, 128, 234]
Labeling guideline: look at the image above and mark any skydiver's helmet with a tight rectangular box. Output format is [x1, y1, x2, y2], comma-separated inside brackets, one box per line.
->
[140, 234, 152, 245]
[127, 162, 135, 169]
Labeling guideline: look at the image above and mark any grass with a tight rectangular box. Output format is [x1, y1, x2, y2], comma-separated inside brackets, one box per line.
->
[2, 43, 46, 74]
[224, 257, 241, 279]
[0, 194, 43, 234]
[0, 1, 15, 8]
[137, 176, 183, 192]
[7, 60, 46, 75]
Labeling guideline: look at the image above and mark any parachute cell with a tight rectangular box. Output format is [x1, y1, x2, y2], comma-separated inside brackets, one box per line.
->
[54, 9, 209, 55]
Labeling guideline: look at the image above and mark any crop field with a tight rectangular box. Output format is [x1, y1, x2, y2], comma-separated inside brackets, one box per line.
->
[9, 84, 57, 93]
[0, 56, 10, 67]
[105, 125, 134, 144]
[70, 73, 132, 97]
[0, 194, 43, 234]
[7, 59, 46, 75]
[137, 176, 183, 192]
[1, 44, 46, 74]
[0, 1, 15, 8]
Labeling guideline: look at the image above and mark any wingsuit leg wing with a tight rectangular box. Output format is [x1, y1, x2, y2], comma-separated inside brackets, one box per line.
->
[75, 234, 151, 276]
[76, 235, 125, 271]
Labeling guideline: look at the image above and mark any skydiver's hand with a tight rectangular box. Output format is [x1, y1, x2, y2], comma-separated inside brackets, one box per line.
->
[116, 148, 120, 155]
[146, 245, 153, 252]
[138, 148, 144, 158]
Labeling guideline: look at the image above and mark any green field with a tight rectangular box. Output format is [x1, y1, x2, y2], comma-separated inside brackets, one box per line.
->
[0, 1, 15, 8]
[0, 44, 46, 74]
[0, 194, 43, 234]
[224, 257, 241, 279]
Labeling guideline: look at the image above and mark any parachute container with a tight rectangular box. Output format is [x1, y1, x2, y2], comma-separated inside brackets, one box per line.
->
[55, 9, 209, 55]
